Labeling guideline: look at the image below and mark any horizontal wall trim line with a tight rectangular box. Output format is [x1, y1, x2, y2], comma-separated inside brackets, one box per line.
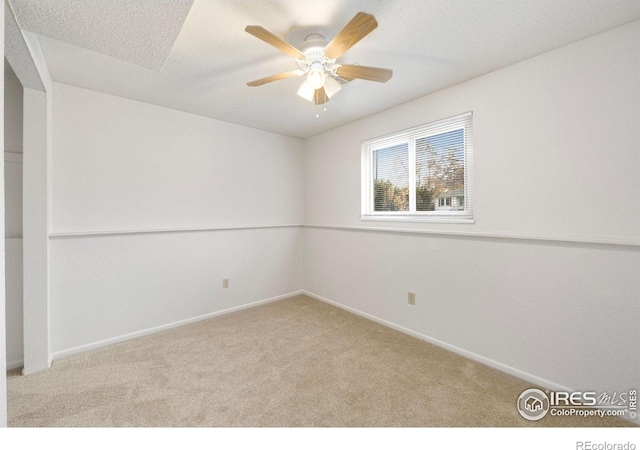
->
[49, 224, 303, 239]
[4, 152, 23, 163]
[47, 222, 639, 247]
[51, 290, 303, 361]
[304, 224, 640, 248]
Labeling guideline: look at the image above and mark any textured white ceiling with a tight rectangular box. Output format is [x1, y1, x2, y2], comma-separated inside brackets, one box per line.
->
[9, 0, 194, 70]
[5, 4, 44, 90]
[8, 0, 640, 138]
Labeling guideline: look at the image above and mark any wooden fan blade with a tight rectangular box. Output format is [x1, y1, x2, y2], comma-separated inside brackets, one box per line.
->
[245, 26, 305, 59]
[247, 70, 303, 87]
[323, 12, 378, 60]
[314, 87, 328, 105]
[336, 65, 392, 82]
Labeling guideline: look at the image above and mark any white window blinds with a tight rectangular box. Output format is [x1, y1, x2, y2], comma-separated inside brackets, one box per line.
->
[362, 112, 473, 221]
[373, 143, 409, 212]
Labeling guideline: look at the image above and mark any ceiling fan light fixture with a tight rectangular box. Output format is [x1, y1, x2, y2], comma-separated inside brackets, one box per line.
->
[297, 80, 315, 101]
[245, 12, 392, 107]
[323, 76, 342, 99]
[307, 62, 326, 89]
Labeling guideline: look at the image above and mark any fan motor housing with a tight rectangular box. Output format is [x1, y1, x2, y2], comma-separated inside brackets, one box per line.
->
[300, 34, 327, 56]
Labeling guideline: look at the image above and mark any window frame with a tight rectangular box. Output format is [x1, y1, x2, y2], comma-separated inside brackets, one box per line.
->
[361, 112, 474, 223]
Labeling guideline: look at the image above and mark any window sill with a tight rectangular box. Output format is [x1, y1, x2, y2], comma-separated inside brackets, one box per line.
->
[361, 215, 475, 225]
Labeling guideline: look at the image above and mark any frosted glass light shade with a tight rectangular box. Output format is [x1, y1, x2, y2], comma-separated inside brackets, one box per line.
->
[323, 77, 342, 99]
[297, 81, 315, 101]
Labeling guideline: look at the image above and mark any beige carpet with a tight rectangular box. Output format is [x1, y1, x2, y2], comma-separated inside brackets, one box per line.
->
[7, 295, 633, 427]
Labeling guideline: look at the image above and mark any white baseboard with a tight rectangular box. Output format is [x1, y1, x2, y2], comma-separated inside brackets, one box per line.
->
[302, 290, 572, 393]
[51, 290, 303, 361]
[36, 288, 640, 425]
[6, 359, 24, 371]
[303, 290, 640, 425]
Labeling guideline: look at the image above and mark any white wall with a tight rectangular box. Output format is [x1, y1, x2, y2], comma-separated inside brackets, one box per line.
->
[15, 29, 54, 375]
[305, 22, 639, 240]
[303, 20, 640, 409]
[22, 87, 51, 373]
[4, 238, 22, 369]
[52, 83, 303, 232]
[4, 152, 22, 237]
[50, 83, 304, 355]
[4, 59, 23, 369]
[0, 0, 6, 427]
[4, 58, 22, 155]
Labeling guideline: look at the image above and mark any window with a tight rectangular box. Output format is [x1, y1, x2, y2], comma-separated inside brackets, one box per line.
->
[361, 112, 473, 222]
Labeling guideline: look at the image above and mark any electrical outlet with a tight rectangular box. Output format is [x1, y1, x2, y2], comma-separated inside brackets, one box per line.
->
[223, 278, 229, 289]
[408, 292, 416, 305]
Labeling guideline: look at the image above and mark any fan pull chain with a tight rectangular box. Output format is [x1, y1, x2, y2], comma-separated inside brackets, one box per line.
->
[314, 104, 328, 118]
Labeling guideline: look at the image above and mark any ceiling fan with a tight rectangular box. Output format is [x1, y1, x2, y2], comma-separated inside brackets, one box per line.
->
[245, 12, 393, 105]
